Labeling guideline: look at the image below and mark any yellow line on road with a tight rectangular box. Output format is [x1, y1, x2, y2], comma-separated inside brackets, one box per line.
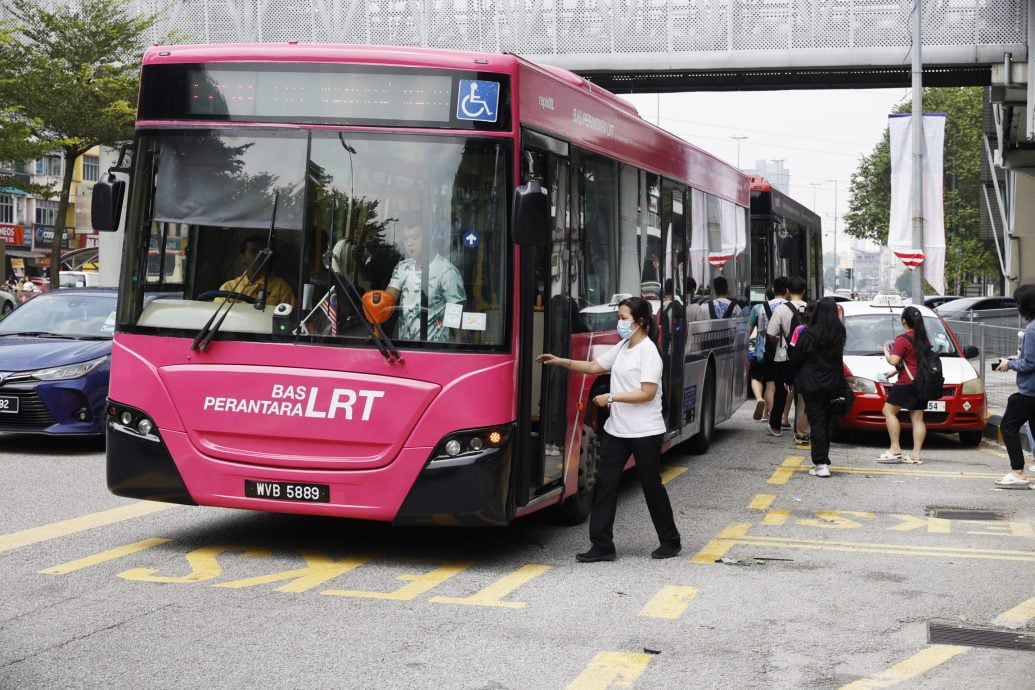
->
[708, 532, 1035, 561]
[660, 466, 687, 485]
[430, 564, 551, 608]
[767, 456, 806, 485]
[832, 466, 1002, 479]
[994, 595, 1035, 629]
[639, 585, 698, 619]
[39, 538, 172, 574]
[0, 502, 177, 554]
[747, 493, 775, 511]
[567, 651, 653, 689]
[838, 645, 970, 689]
[690, 523, 752, 563]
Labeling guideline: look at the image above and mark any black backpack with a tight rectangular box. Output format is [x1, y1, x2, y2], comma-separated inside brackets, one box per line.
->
[904, 334, 945, 400]
[780, 301, 806, 346]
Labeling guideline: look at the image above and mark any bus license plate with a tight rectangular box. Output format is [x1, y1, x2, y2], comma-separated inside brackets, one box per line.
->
[926, 400, 946, 412]
[0, 396, 19, 414]
[244, 480, 329, 503]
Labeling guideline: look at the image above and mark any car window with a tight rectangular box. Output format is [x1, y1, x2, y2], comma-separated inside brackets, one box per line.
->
[0, 293, 117, 338]
[844, 314, 957, 356]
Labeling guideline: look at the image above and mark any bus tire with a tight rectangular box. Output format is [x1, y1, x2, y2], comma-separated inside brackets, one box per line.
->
[959, 430, 983, 448]
[550, 425, 598, 525]
[685, 365, 715, 455]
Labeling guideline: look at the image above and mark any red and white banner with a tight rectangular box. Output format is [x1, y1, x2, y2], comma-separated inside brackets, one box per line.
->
[888, 113, 946, 294]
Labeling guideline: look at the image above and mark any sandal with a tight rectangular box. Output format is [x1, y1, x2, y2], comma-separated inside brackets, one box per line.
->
[994, 472, 1032, 489]
[877, 451, 903, 463]
[901, 456, 923, 465]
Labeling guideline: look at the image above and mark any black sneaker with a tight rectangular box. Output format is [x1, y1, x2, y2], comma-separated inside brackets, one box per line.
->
[650, 543, 682, 559]
[575, 547, 617, 563]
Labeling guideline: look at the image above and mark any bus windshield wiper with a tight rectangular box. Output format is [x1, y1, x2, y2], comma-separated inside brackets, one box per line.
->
[311, 194, 401, 363]
[191, 193, 278, 352]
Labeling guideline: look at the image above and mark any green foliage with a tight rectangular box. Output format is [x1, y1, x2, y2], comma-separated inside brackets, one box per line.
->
[0, 0, 164, 287]
[843, 87, 996, 289]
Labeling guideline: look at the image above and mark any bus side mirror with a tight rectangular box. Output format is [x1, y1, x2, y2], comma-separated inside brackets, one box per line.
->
[91, 173, 126, 232]
[511, 179, 549, 246]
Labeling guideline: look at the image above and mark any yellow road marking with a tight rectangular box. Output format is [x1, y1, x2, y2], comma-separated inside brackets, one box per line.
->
[690, 523, 751, 563]
[215, 551, 370, 592]
[322, 561, 471, 600]
[431, 564, 551, 608]
[567, 651, 653, 689]
[994, 595, 1035, 629]
[767, 456, 806, 485]
[761, 509, 790, 526]
[660, 466, 687, 485]
[747, 493, 775, 511]
[697, 528, 1035, 562]
[831, 466, 1002, 479]
[838, 645, 969, 689]
[639, 585, 698, 619]
[0, 502, 176, 554]
[39, 538, 172, 575]
[119, 545, 272, 583]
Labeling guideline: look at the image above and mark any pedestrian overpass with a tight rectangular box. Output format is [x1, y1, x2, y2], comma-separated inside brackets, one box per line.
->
[29, 0, 1035, 285]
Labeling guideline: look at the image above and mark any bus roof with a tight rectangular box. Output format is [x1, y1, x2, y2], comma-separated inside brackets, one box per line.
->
[141, 43, 748, 206]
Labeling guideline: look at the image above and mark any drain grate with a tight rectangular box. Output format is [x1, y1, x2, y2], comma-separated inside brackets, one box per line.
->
[925, 507, 1013, 521]
[928, 622, 1035, 651]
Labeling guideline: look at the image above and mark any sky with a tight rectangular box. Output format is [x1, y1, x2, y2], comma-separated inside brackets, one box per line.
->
[619, 88, 911, 261]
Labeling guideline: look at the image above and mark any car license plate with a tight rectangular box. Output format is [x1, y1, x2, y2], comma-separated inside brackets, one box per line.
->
[244, 480, 329, 503]
[926, 400, 946, 412]
[0, 396, 18, 414]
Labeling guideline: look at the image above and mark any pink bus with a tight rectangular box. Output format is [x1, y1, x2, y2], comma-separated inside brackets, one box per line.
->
[92, 44, 751, 526]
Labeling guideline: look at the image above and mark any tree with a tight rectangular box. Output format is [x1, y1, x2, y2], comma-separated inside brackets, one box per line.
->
[0, 0, 163, 289]
[842, 87, 997, 293]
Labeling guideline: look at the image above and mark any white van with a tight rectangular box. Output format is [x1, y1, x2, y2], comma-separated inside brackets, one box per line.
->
[59, 271, 101, 288]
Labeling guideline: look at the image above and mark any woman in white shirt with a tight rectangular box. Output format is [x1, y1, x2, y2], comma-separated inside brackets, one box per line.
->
[537, 296, 681, 562]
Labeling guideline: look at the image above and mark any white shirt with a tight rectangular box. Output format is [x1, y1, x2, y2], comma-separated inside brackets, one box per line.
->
[765, 298, 805, 362]
[595, 338, 665, 438]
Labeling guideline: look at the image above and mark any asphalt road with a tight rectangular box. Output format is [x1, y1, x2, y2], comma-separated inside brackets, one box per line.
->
[2, 404, 1035, 689]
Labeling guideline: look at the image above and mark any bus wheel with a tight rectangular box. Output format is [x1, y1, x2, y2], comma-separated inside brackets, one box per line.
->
[685, 366, 715, 455]
[959, 430, 983, 448]
[551, 425, 598, 525]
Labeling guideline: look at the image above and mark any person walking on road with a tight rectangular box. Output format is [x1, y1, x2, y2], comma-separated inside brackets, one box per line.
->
[993, 283, 1035, 488]
[537, 296, 681, 562]
[878, 306, 930, 464]
[765, 275, 806, 437]
[786, 297, 846, 478]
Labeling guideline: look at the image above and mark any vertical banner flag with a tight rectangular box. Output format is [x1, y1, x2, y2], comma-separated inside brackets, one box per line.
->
[887, 113, 946, 294]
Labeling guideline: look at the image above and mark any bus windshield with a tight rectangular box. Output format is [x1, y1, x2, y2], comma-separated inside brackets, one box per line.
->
[129, 129, 510, 349]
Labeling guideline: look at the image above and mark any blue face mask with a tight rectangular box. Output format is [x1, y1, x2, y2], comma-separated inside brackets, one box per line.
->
[617, 319, 638, 340]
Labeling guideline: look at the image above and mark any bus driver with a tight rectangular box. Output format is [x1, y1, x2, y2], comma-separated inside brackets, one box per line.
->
[383, 214, 466, 342]
[216, 235, 296, 307]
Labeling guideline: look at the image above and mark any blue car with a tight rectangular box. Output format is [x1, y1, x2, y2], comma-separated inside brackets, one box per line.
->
[0, 288, 130, 435]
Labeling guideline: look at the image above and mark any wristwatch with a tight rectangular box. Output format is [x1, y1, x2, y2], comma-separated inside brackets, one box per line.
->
[607, 393, 614, 405]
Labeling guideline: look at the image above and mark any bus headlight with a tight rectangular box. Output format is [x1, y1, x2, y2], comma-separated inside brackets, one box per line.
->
[444, 439, 462, 457]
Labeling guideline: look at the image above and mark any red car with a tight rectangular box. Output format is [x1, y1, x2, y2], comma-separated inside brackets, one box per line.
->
[836, 296, 986, 447]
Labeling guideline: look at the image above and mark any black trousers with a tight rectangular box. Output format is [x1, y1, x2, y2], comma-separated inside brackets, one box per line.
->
[589, 431, 680, 552]
[768, 360, 790, 431]
[1000, 392, 1035, 471]
[801, 391, 834, 465]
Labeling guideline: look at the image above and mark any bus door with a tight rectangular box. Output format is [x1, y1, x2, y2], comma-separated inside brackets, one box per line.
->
[521, 140, 573, 495]
[660, 180, 687, 432]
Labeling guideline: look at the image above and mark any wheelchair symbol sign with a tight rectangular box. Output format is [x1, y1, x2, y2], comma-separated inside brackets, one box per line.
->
[457, 80, 499, 123]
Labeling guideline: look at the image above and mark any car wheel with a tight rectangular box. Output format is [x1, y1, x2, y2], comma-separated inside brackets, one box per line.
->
[959, 430, 983, 447]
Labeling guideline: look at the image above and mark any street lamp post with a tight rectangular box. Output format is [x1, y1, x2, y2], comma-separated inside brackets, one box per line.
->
[730, 135, 748, 169]
[826, 178, 838, 291]
[808, 181, 821, 210]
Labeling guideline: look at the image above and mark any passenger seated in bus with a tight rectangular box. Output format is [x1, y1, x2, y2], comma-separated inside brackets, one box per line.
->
[383, 214, 466, 342]
[215, 235, 296, 307]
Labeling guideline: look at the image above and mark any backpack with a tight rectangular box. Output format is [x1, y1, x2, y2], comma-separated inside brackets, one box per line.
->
[904, 334, 945, 400]
[706, 299, 729, 319]
[752, 301, 773, 361]
[779, 301, 805, 346]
